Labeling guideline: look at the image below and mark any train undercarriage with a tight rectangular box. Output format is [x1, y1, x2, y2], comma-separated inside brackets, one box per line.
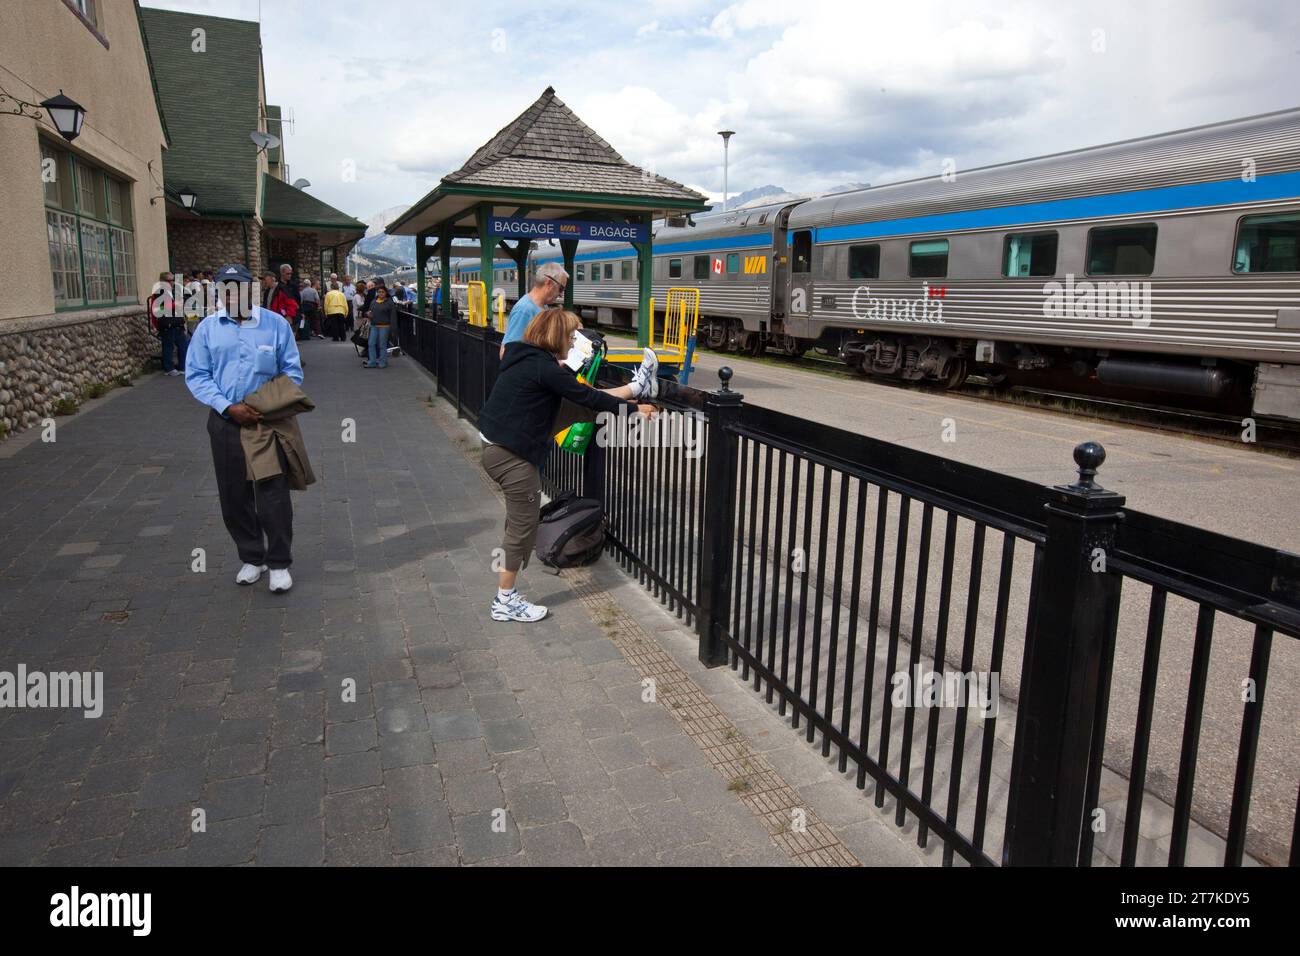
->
[692, 315, 1260, 411]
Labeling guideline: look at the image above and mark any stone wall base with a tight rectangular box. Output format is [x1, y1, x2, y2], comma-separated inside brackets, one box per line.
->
[0, 307, 156, 441]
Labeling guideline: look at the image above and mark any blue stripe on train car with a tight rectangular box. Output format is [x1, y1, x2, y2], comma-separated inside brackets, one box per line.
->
[533, 231, 772, 265]
[810, 170, 1300, 245]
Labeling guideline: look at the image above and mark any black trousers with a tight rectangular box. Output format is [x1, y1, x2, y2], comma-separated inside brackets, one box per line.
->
[207, 409, 293, 569]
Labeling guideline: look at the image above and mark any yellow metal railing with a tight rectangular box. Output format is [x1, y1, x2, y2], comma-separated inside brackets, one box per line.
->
[495, 289, 506, 332]
[466, 281, 487, 327]
[608, 287, 700, 371]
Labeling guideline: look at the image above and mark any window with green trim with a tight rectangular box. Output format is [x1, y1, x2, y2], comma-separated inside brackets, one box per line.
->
[620, 261, 632, 281]
[726, 253, 739, 274]
[577, 264, 585, 280]
[604, 263, 613, 280]
[908, 239, 948, 279]
[591, 263, 600, 281]
[41, 139, 137, 309]
[668, 258, 682, 279]
[693, 255, 710, 280]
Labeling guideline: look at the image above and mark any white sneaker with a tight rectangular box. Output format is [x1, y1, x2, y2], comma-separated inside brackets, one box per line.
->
[490, 591, 548, 623]
[269, 569, 293, 593]
[236, 563, 267, 585]
[629, 347, 659, 399]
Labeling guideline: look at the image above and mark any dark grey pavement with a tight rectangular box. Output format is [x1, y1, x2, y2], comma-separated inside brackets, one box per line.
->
[0, 335, 908, 866]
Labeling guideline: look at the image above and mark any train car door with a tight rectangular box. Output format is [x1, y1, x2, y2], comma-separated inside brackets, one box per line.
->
[787, 227, 814, 335]
[769, 208, 792, 320]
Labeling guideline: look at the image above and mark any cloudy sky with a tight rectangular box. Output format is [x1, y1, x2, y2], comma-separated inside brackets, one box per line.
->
[142, 0, 1300, 223]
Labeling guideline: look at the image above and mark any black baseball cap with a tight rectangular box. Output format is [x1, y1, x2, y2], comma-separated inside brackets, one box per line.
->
[216, 263, 254, 282]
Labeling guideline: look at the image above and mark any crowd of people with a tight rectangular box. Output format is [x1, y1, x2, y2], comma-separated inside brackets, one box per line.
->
[149, 264, 436, 373]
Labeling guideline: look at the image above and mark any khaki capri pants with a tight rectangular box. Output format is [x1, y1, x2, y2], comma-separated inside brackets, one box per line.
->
[481, 443, 541, 572]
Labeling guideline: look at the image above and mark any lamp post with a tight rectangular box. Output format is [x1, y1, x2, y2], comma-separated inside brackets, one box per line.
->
[717, 130, 735, 211]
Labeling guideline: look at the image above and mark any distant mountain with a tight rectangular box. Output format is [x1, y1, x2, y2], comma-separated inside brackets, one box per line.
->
[708, 182, 872, 212]
[355, 205, 416, 265]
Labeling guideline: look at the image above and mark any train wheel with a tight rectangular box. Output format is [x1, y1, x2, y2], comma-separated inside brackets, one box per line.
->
[943, 358, 969, 390]
[705, 321, 726, 350]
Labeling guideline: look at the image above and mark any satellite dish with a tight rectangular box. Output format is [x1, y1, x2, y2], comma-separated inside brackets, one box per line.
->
[291, 178, 311, 189]
[249, 130, 281, 151]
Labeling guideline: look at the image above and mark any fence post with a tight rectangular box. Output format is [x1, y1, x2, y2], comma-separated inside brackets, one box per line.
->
[1003, 441, 1125, 866]
[696, 367, 744, 667]
[454, 317, 467, 419]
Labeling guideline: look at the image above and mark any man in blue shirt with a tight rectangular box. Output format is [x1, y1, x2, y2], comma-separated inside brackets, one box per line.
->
[499, 262, 568, 357]
[186, 263, 304, 593]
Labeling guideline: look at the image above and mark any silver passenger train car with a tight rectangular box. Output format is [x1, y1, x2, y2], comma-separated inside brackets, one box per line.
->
[521, 108, 1300, 420]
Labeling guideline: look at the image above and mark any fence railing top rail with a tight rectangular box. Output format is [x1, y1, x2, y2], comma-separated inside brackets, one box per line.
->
[734, 400, 1051, 540]
[1112, 508, 1300, 636]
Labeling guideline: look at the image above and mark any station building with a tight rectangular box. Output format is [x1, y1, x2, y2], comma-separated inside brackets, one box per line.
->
[138, 7, 365, 286]
[0, 0, 169, 439]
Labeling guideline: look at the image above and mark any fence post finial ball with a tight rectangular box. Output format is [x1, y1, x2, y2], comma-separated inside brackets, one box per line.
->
[718, 366, 733, 392]
[1072, 441, 1106, 491]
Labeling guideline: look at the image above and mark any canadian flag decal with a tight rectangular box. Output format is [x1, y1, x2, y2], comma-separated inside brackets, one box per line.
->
[713, 257, 724, 274]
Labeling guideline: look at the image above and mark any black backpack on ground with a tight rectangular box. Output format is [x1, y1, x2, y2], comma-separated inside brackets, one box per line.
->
[534, 491, 605, 568]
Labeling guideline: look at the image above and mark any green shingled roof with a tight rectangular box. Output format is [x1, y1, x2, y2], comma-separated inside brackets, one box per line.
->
[261, 174, 365, 232]
[139, 7, 262, 215]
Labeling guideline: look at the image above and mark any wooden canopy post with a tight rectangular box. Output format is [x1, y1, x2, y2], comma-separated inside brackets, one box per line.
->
[634, 212, 654, 348]
[438, 225, 452, 319]
[416, 228, 432, 317]
[475, 204, 495, 325]
[559, 238, 578, 311]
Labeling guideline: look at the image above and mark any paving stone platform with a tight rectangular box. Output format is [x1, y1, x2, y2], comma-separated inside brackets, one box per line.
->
[0, 336, 929, 866]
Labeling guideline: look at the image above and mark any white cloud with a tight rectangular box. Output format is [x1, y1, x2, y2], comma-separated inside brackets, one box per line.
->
[142, 0, 1300, 222]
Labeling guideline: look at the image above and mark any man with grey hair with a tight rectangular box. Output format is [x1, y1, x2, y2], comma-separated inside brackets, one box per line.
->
[500, 262, 568, 358]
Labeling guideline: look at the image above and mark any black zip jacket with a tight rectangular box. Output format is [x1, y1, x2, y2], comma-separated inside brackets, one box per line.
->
[478, 342, 637, 468]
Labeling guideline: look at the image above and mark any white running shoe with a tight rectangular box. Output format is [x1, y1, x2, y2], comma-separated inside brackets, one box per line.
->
[236, 563, 267, 585]
[269, 569, 293, 593]
[490, 592, 548, 623]
[629, 347, 659, 399]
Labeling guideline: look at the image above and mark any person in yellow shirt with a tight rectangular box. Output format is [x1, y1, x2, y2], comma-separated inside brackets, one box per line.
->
[323, 281, 349, 342]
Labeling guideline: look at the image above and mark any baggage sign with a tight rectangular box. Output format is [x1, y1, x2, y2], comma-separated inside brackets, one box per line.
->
[488, 216, 648, 243]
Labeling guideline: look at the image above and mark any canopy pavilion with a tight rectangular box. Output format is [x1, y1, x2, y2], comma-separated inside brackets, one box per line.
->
[385, 87, 709, 348]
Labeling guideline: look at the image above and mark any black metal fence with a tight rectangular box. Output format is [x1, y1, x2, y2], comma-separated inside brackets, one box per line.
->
[397, 308, 1299, 868]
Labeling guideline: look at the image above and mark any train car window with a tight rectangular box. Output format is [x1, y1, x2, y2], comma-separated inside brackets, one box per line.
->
[577, 265, 585, 281]
[726, 253, 740, 274]
[1233, 214, 1300, 272]
[908, 239, 948, 278]
[604, 263, 613, 279]
[792, 231, 812, 273]
[591, 263, 600, 282]
[669, 258, 682, 278]
[694, 255, 710, 280]
[621, 261, 632, 281]
[1087, 225, 1157, 275]
[1003, 232, 1058, 277]
[848, 244, 880, 279]
[759, 214, 769, 225]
